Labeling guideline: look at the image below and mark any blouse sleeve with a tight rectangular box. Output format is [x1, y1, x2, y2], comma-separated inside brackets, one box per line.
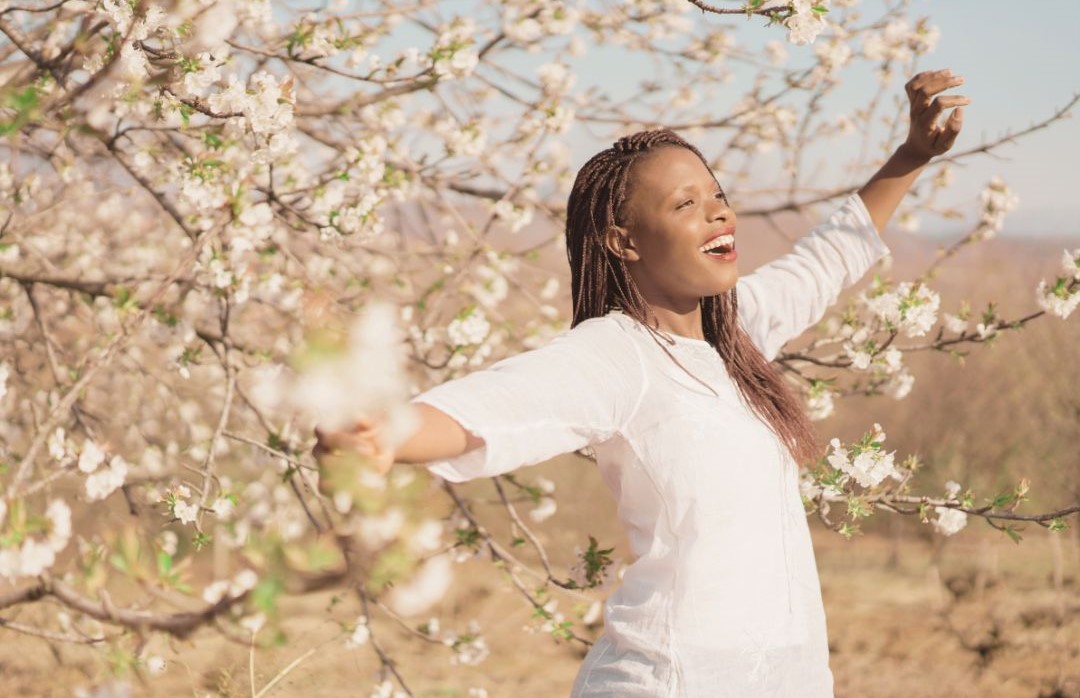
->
[735, 192, 890, 361]
[408, 316, 648, 483]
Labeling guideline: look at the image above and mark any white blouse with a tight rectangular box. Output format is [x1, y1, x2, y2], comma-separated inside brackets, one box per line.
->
[411, 193, 889, 697]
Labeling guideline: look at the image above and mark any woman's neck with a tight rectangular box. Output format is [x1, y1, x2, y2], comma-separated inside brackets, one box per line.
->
[643, 300, 706, 341]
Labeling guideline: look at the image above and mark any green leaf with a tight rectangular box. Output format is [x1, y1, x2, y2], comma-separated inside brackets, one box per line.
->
[157, 550, 173, 575]
[253, 576, 283, 614]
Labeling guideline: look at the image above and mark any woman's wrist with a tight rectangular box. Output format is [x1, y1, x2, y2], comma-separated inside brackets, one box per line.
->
[894, 142, 933, 171]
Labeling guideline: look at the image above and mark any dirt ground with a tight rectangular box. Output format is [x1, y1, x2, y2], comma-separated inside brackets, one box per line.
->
[1, 520, 1075, 698]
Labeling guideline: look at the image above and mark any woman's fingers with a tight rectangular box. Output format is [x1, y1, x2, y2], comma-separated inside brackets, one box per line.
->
[314, 427, 377, 456]
[922, 94, 971, 129]
[906, 69, 964, 113]
[933, 107, 964, 150]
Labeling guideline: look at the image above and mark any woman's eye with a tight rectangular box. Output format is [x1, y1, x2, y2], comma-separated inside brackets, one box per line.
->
[677, 199, 693, 209]
[714, 191, 727, 202]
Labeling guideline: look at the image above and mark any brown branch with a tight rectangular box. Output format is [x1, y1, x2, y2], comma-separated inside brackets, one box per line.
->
[684, 0, 785, 16]
[0, 616, 109, 644]
[44, 574, 247, 639]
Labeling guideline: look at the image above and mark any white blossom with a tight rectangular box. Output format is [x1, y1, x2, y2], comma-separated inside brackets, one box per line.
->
[490, 200, 533, 232]
[14, 539, 56, 577]
[173, 499, 199, 525]
[863, 282, 940, 337]
[386, 554, 454, 617]
[447, 310, 490, 347]
[932, 506, 967, 536]
[369, 680, 408, 698]
[537, 62, 576, 96]
[294, 301, 418, 444]
[1061, 248, 1080, 280]
[814, 38, 851, 74]
[208, 71, 294, 135]
[975, 322, 997, 340]
[118, 42, 150, 81]
[765, 40, 788, 65]
[942, 312, 968, 334]
[145, 655, 167, 675]
[806, 388, 835, 421]
[843, 342, 872, 370]
[799, 472, 822, 501]
[182, 52, 222, 97]
[160, 530, 179, 556]
[46, 499, 71, 552]
[202, 579, 230, 604]
[211, 496, 235, 520]
[1036, 278, 1080, 319]
[884, 369, 914, 400]
[444, 621, 490, 666]
[862, 18, 938, 61]
[529, 496, 558, 523]
[826, 431, 898, 488]
[78, 440, 105, 473]
[785, 5, 828, 46]
[977, 176, 1019, 236]
[189, 0, 239, 53]
[408, 519, 444, 555]
[85, 455, 128, 501]
[346, 616, 371, 648]
[357, 507, 404, 549]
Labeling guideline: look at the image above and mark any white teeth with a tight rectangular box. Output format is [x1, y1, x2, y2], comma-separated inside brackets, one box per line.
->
[699, 234, 735, 253]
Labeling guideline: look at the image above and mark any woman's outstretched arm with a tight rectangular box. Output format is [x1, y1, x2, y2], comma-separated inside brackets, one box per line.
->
[857, 68, 969, 232]
[315, 317, 647, 484]
[314, 404, 484, 476]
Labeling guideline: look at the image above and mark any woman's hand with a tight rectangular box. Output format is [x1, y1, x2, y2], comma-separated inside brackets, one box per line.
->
[313, 415, 395, 497]
[857, 67, 970, 231]
[902, 68, 970, 162]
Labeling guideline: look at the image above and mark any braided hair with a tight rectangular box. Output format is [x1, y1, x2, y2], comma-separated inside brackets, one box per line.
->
[565, 127, 821, 467]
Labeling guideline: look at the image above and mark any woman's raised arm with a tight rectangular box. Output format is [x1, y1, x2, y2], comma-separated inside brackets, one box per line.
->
[857, 68, 968, 232]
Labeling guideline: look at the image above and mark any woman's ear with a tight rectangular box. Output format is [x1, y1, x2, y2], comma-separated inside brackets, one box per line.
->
[603, 225, 640, 262]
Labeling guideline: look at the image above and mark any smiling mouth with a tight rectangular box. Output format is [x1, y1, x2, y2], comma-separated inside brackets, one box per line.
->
[699, 233, 735, 256]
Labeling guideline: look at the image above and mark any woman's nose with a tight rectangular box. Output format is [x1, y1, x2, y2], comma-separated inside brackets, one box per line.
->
[707, 198, 733, 224]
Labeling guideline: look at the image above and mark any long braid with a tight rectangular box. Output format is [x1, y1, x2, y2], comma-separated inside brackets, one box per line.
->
[565, 128, 822, 467]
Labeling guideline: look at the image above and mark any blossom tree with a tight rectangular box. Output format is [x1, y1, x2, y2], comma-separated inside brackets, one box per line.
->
[0, 0, 1077, 694]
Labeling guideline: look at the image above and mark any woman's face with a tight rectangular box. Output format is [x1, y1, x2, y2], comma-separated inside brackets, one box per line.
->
[608, 146, 738, 312]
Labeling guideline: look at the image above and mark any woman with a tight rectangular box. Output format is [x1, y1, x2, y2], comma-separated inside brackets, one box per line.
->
[316, 69, 968, 697]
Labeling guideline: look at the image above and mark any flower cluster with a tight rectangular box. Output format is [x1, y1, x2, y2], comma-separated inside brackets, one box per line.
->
[826, 424, 900, 488]
[805, 380, 836, 421]
[785, 1, 829, 46]
[431, 17, 480, 79]
[931, 480, 969, 536]
[1035, 249, 1080, 319]
[0, 499, 71, 580]
[503, 2, 579, 45]
[976, 176, 1019, 238]
[862, 17, 940, 62]
[79, 440, 129, 501]
[862, 280, 940, 337]
[208, 71, 295, 136]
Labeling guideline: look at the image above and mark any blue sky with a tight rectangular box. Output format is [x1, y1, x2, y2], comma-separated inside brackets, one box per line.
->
[564, 0, 1080, 238]
[309, 1, 1079, 238]
[852, 0, 1079, 237]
